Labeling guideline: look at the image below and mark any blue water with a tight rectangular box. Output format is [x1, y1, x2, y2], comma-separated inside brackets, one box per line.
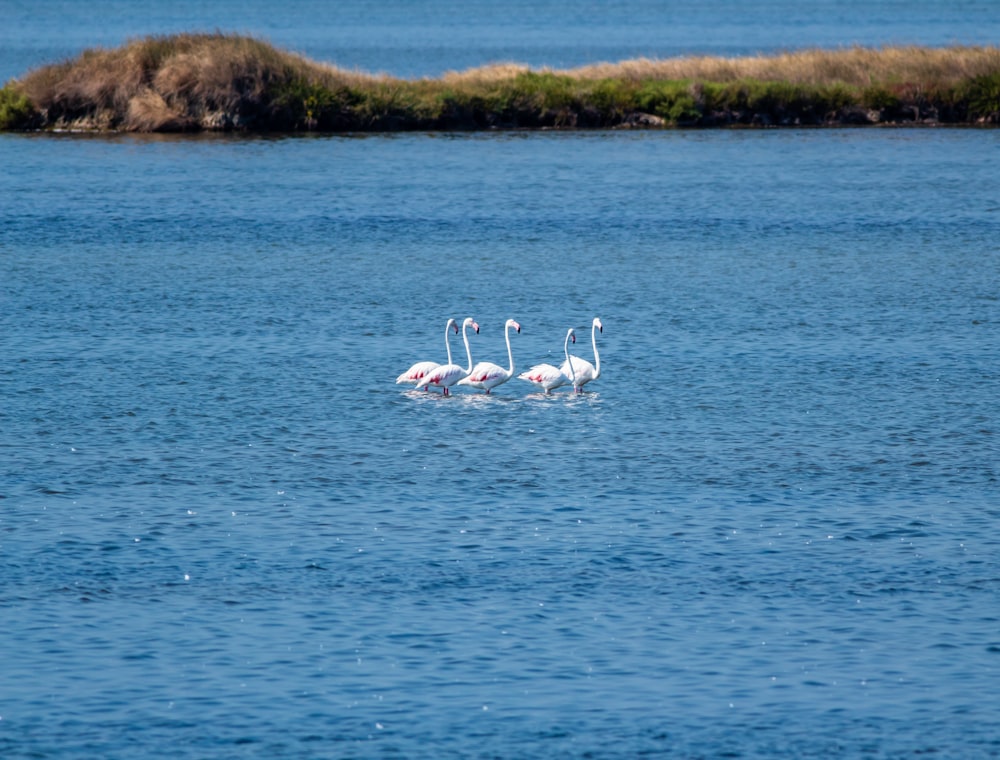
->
[3, 0, 1000, 83]
[3, 3, 1000, 758]
[4, 126, 999, 759]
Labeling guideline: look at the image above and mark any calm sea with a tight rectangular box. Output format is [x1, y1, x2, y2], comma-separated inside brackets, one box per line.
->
[3, 3, 1000, 759]
[3, 0, 1000, 83]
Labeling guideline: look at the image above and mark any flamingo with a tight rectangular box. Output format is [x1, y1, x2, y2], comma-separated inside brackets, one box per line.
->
[561, 317, 602, 393]
[417, 317, 479, 395]
[458, 319, 521, 394]
[396, 318, 460, 386]
[517, 328, 576, 394]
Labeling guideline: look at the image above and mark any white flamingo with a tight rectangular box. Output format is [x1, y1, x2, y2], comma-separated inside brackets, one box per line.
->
[458, 319, 521, 394]
[417, 317, 479, 395]
[396, 318, 459, 386]
[517, 328, 576, 394]
[561, 317, 602, 393]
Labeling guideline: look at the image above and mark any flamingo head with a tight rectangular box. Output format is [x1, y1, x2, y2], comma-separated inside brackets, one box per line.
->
[568, 329, 576, 344]
[463, 317, 479, 334]
[594, 317, 603, 333]
[508, 319, 521, 334]
[449, 319, 460, 334]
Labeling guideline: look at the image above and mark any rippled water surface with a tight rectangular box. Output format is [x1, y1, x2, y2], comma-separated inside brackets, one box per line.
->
[3, 0, 1000, 82]
[3, 127, 999, 758]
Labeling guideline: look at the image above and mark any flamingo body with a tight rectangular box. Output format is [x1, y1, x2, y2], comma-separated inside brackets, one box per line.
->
[396, 360, 439, 385]
[518, 328, 576, 394]
[517, 364, 569, 393]
[561, 355, 596, 387]
[458, 319, 521, 394]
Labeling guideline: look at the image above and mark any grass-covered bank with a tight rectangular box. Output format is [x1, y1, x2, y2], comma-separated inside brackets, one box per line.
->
[2, 33, 1000, 132]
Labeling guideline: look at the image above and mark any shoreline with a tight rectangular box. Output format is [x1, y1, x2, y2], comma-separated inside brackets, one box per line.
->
[2, 33, 999, 133]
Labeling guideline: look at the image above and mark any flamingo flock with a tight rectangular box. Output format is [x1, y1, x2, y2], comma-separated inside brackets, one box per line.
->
[397, 317, 603, 396]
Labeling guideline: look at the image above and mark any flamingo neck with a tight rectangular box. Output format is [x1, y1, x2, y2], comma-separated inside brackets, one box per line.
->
[462, 323, 474, 373]
[563, 331, 576, 383]
[505, 323, 515, 376]
[591, 322, 601, 379]
[444, 322, 454, 366]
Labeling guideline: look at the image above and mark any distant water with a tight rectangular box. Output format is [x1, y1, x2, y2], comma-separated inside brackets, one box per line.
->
[3, 127, 1000, 758]
[3, 2, 1000, 758]
[2, 0, 1000, 83]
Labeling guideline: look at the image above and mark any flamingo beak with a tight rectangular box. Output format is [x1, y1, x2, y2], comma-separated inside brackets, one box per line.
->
[452, 323, 460, 334]
[473, 321, 480, 333]
[571, 334, 576, 343]
[513, 321, 521, 333]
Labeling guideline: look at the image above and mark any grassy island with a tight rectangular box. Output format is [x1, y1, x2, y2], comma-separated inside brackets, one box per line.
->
[2, 33, 999, 132]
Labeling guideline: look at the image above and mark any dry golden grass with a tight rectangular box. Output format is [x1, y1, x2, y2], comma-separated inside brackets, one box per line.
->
[125, 87, 189, 131]
[440, 63, 532, 87]
[18, 32, 394, 130]
[561, 45, 1000, 87]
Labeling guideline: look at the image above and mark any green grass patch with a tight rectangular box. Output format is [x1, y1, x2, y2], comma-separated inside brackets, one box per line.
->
[0, 83, 35, 129]
[963, 72, 1000, 119]
[633, 80, 701, 123]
